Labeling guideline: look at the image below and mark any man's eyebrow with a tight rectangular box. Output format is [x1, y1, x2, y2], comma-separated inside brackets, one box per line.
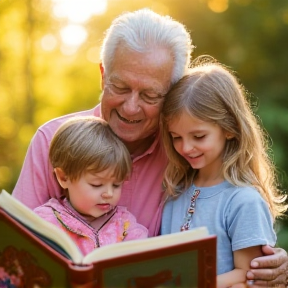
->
[108, 74, 125, 83]
[143, 87, 163, 95]
[108, 75, 166, 96]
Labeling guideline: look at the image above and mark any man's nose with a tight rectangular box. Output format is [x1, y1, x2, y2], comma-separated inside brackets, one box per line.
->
[122, 91, 140, 114]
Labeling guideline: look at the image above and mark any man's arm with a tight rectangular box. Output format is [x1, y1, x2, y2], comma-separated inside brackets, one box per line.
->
[12, 129, 61, 208]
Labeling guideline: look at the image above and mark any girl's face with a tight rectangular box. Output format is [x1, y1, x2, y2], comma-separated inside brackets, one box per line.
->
[64, 168, 123, 218]
[168, 111, 228, 178]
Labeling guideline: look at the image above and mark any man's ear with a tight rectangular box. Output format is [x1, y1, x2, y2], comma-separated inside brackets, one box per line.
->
[54, 167, 69, 189]
[99, 63, 104, 90]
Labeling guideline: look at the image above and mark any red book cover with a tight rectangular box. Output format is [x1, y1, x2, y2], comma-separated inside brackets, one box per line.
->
[0, 190, 216, 288]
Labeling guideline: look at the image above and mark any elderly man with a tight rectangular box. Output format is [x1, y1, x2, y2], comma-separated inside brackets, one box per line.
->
[13, 8, 287, 287]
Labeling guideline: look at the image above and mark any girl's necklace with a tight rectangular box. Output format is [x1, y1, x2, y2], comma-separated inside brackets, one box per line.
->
[180, 188, 201, 232]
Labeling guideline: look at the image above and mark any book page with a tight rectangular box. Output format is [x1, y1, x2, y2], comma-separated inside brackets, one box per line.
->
[83, 226, 209, 264]
[0, 190, 84, 264]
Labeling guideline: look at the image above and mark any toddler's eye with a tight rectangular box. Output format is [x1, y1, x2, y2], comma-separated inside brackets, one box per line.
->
[113, 183, 122, 188]
[90, 184, 102, 188]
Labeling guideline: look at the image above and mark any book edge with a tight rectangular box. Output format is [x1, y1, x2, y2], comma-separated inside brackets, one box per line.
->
[0, 189, 83, 264]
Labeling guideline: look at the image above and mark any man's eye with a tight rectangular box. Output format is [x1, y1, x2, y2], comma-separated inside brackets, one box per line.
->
[109, 84, 129, 94]
[141, 93, 163, 105]
[195, 135, 205, 139]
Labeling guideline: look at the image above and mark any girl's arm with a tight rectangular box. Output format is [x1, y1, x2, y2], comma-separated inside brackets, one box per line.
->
[247, 246, 288, 286]
[217, 245, 263, 288]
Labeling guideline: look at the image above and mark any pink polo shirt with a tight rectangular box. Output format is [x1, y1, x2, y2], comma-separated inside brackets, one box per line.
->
[12, 104, 168, 237]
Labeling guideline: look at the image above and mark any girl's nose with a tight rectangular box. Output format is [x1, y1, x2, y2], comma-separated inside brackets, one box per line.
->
[182, 140, 194, 154]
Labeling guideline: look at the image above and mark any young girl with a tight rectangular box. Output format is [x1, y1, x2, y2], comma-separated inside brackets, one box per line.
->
[160, 57, 287, 288]
[34, 116, 148, 256]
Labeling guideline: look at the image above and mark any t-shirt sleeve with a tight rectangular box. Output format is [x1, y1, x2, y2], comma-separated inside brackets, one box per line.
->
[226, 188, 276, 251]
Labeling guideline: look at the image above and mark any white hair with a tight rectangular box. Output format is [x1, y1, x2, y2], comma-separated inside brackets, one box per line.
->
[100, 8, 194, 85]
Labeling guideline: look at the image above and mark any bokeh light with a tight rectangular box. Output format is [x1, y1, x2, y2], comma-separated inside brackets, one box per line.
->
[41, 34, 57, 51]
[52, 0, 107, 23]
[60, 24, 88, 47]
[49, 0, 107, 53]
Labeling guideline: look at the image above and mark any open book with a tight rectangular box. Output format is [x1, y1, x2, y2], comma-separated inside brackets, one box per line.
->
[0, 189, 216, 287]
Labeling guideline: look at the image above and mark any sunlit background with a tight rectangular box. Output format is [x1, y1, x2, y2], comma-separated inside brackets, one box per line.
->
[0, 0, 288, 248]
[49, 0, 107, 54]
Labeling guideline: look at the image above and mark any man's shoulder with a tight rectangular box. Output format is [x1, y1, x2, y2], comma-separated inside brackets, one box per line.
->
[36, 105, 100, 139]
[40, 106, 100, 130]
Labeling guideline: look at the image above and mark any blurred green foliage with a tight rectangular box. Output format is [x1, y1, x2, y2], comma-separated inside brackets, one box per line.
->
[0, 0, 287, 246]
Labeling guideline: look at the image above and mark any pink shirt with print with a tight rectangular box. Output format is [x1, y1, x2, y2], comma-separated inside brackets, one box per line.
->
[34, 198, 148, 256]
[12, 104, 167, 237]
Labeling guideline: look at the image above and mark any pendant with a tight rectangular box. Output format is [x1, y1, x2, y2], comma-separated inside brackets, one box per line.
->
[180, 189, 200, 232]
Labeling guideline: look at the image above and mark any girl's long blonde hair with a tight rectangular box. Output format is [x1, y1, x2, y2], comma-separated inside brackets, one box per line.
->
[161, 56, 287, 219]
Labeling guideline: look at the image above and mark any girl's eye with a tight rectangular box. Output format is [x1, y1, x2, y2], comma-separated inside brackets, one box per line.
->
[171, 135, 181, 141]
[170, 133, 180, 140]
[195, 135, 205, 139]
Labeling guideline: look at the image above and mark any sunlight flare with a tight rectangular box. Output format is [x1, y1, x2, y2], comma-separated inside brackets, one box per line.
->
[52, 0, 107, 23]
[60, 24, 87, 47]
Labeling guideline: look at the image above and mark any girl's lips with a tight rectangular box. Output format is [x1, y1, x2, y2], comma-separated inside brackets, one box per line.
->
[185, 154, 203, 165]
[188, 154, 203, 159]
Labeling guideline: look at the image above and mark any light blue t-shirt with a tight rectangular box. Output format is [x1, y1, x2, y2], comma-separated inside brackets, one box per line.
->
[161, 181, 276, 275]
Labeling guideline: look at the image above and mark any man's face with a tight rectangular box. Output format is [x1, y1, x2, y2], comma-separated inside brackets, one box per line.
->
[101, 46, 174, 149]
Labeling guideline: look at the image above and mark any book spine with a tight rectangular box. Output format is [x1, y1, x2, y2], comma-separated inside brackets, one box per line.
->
[198, 236, 217, 288]
[68, 263, 97, 288]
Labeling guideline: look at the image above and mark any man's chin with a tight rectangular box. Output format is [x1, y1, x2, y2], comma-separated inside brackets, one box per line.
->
[110, 125, 140, 142]
[118, 134, 140, 144]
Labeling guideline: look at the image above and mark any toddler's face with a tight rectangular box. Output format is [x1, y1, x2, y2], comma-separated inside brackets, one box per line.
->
[66, 168, 122, 218]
